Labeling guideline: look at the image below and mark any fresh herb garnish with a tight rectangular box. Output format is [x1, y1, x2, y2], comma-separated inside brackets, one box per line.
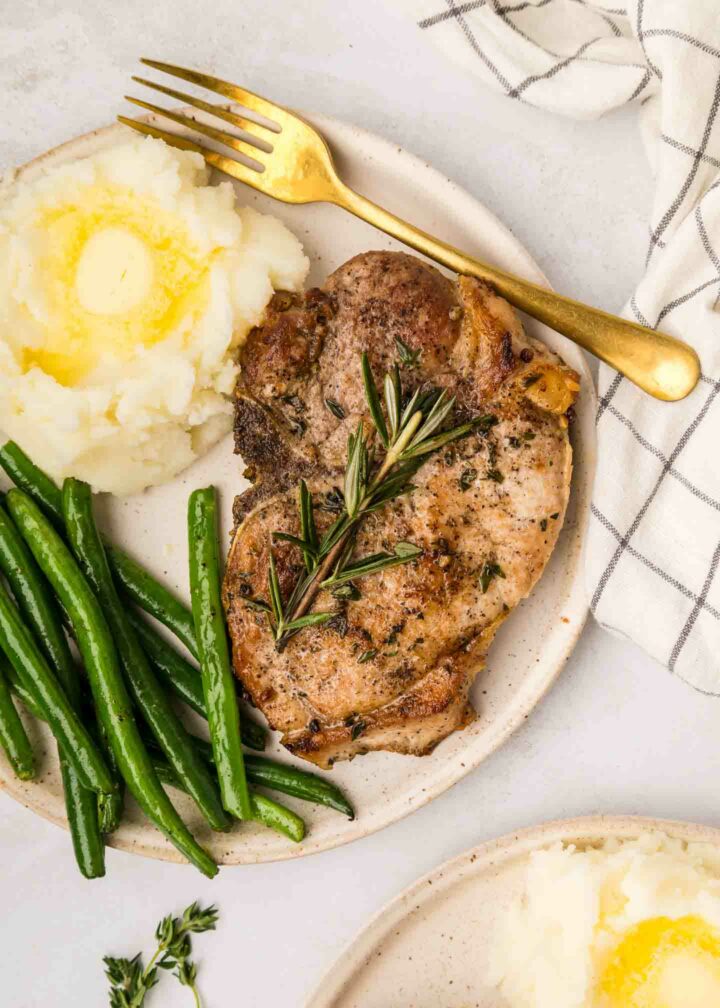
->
[395, 337, 421, 368]
[280, 393, 305, 412]
[104, 902, 218, 1008]
[476, 414, 499, 433]
[256, 354, 484, 649]
[357, 649, 378, 664]
[459, 467, 477, 491]
[480, 560, 506, 594]
[286, 416, 306, 437]
[318, 487, 345, 513]
[351, 720, 367, 740]
[325, 398, 345, 419]
[486, 468, 504, 484]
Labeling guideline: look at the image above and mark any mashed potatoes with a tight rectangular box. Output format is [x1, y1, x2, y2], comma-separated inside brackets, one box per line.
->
[489, 832, 720, 1008]
[0, 134, 308, 494]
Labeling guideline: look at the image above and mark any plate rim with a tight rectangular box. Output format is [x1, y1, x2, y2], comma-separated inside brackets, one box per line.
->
[0, 110, 596, 866]
[306, 813, 720, 1007]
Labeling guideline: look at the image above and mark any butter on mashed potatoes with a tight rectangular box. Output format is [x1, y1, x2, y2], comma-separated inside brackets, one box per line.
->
[0, 133, 309, 494]
[489, 832, 720, 1008]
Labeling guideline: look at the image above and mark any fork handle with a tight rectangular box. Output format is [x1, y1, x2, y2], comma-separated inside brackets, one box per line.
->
[336, 185, 700, 402]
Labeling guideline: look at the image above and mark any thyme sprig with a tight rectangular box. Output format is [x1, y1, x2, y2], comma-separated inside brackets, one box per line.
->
[104, 902, 218, 1008]
[256, 353, 492, 650]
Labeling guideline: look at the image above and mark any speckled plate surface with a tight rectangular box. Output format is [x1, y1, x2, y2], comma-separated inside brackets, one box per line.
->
[307, 815, 720, 1008]
[0, 113, 595, 865]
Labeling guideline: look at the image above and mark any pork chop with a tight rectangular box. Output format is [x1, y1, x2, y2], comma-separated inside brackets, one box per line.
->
[223, 252, 579, 768]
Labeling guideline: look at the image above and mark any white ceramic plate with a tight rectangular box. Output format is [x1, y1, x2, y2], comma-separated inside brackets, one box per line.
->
[0, 113, 595, 865]
[307, 815, 720, 1008]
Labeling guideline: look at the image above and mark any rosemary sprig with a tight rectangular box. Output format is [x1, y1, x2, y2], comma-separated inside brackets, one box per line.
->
[104, 902, 218, 1008]
[255, 353, 493, 649]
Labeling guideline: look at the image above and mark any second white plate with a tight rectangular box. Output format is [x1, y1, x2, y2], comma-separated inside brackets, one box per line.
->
[0, 111, 595, 865]
[308, 815, 720, 1008]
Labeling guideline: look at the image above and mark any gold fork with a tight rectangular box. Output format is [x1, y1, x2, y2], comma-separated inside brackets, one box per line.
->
[120, 59, 700, 403]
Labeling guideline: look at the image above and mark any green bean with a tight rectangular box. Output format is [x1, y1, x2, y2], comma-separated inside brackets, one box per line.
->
[63, 479, 229, 835]
[59, 754, 106, 878]
[151, 753, 305, 843]
[0, 656, 35, 780]
[0, 442, 198, 657]
[245, 755, 354, 819]
[6, 488, 218, 878]
[0, 499, 72, 675]
[4, 658, 44, 720]
[106, 544, 198, 660]
[0, 443, 64, 528]
[0, 576, 113, 794]
[188, 487, 251, 820]
[0, 497, 110, 872]
[4, 653, 106, 877]
[129, 610, 267, 751]
[251, 791, 305, 843]
[190, 733, 354, 819]
[95, 721, 124, 835]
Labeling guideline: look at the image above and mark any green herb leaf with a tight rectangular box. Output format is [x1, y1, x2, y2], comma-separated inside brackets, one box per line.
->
[181, 902, 219, 934]
[394, 541, 422, 558]
[243, 597, 271, 613]
[395, 337, 421, 367]
[402, 419, 481, 459]
[318, 512, 351, 556]
[480, 560, 506, 594]
[283, 612, 335, 632]
[361, 352, 389, 447]
[272, 531, 315, 552]
[344, 422, 367, 518]
[476, 414, 499, 433]
[384, 365, 402, 440]
[331, 583, 361, 600]
[318, 487, 345, 513]
[399, 385, 424, 429]
[299, 480, 319, 572]
[325, 398, 345, 419]
[267, 551, 284, 628]
[459, 467, 477, 491]
[486, 468, 504, 484]
[407, 390, 455, 449]
[351, 720, 367, 740]
[322, 542, 422, 588]
[357, 649, 377, 663]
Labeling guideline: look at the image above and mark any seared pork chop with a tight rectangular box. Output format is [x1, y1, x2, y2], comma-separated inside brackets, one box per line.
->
[223, 252, 578, 768]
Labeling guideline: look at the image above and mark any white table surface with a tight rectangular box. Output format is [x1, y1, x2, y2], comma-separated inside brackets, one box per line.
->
[2, 3, 718, 1006]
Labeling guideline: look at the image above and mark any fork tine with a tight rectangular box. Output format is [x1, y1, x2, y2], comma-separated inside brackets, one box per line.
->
[132, 76, 274, 147]
[117, 116, 264, 188]
[140, 58, 288, 130]
[124, 97, 266, 167]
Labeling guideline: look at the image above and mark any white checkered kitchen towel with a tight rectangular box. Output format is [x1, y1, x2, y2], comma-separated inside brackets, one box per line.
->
[403, 0, 720, 692]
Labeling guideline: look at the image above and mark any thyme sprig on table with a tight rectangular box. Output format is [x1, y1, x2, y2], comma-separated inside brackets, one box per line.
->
[249, 352, 495, 650]
[104, 902, 218, 1008]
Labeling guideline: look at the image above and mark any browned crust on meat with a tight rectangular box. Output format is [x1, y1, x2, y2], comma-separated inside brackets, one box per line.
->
[281, 614, 506, 768]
